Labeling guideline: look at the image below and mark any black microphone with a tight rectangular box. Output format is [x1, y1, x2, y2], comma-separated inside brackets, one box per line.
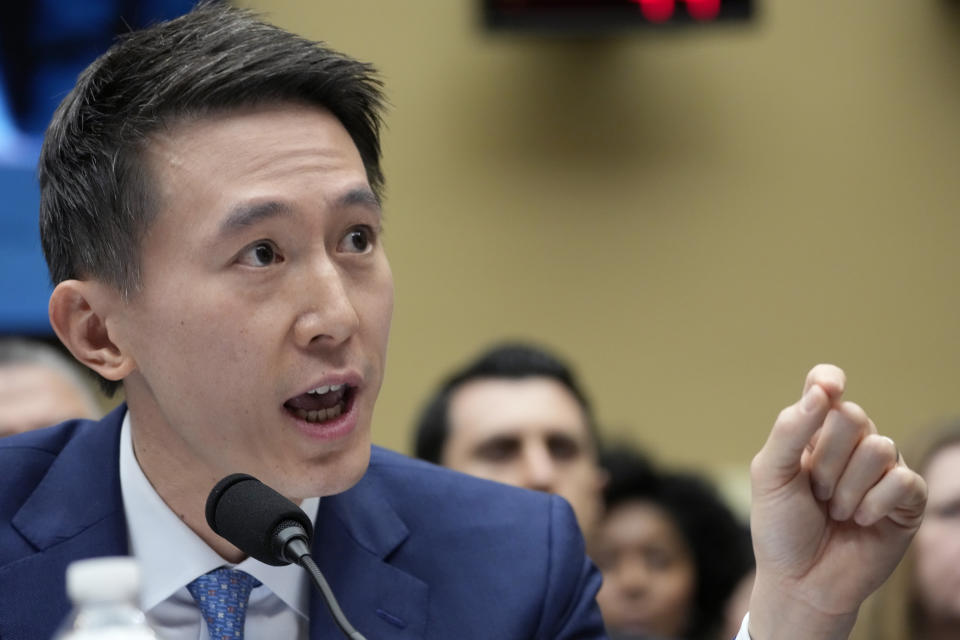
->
[206, 473, 368, 640]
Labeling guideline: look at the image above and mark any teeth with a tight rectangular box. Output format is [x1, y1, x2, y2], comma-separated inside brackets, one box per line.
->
[293, 403, 344, 423]
[307, 383, 344, 395]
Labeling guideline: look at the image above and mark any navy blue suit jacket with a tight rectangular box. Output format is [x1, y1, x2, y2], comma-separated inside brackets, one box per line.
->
[0, 406, 606, 639]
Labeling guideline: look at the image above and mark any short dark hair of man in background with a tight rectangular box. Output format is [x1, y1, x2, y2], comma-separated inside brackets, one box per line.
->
[413, 342, 607, 545]
[0, 337, 102, 437]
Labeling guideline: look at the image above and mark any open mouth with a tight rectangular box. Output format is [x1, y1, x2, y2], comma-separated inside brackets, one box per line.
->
[283, 384, 355, 424]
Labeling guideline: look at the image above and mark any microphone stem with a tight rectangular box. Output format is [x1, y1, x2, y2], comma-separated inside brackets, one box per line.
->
[300, 554, 368, 640]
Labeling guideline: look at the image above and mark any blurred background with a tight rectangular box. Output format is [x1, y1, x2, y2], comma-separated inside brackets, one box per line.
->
[3, 0, 959, 506]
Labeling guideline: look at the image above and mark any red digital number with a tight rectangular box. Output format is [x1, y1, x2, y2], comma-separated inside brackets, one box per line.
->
[686, 0, 721, 20]
[636, 0, 675, 22]
[632, 0, 722, 22]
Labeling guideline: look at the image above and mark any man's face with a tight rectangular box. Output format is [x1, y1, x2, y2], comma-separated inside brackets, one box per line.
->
[112, 104, 393, 501]
[914, 443, 960, 621]
[441, 377, 605, 541]
[0, 363, 99, 437]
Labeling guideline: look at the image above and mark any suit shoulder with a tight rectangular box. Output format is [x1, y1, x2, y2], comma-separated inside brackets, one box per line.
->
[0, 420, 91, 480]
[0, 418, 111, 519]
[369, 446, 547, 501]
[361, 448, 603, 638]
[0, 419, 87, 454]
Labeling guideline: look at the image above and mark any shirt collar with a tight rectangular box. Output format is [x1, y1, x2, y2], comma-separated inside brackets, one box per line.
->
[118, 410, 319, 617]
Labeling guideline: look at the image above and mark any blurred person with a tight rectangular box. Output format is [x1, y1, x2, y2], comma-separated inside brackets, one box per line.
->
[851, 418, 960, 640]
[593, 447, 754, 640]
[413, 342, 607, 544]
[0, 337, 101, 437]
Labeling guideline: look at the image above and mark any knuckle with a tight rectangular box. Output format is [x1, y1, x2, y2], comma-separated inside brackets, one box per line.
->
[749, 451, 770, 483]
[775, 406, 794, 426]
[749, 452, 764, 477]
[840, 401, 868, 424]
[893, 465, 928, 502]
[861, 434, 898, 465]
[831, 484, 853, 507]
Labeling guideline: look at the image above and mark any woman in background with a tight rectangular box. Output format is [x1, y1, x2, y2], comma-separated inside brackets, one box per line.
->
[851, 418, 960, 640]
[593, 448, 753, 640]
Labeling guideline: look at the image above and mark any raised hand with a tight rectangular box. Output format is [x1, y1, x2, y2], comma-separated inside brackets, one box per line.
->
[747, 365, 927, 640]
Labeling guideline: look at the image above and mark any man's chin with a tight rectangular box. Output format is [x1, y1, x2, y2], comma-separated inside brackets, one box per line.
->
[273, 440, 372, 500]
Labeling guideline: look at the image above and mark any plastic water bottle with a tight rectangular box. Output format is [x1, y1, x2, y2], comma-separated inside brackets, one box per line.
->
[53, 557, 158, 640]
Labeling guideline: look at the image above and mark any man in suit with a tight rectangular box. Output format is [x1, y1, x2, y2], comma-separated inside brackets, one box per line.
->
[0, 5, 603, 638]
[0, 3, 927, 640]
[413, 342, 608, 546]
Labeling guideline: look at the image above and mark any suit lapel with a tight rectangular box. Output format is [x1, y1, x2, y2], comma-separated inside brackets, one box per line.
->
[0, 412, 430, 639]
[0, 407, 129, 639]
[308, 458, 428, 639]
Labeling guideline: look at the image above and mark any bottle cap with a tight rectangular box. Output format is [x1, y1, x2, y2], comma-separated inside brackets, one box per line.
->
[66, 557, 141, 603]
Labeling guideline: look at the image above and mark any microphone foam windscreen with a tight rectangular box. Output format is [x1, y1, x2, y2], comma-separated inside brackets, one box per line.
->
[205, 473, 314, 566]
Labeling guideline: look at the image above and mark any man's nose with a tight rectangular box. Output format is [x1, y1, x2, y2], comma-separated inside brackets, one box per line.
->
[292, 258, 360, 348]
[615, 557, 651, 597]
[521, 442, 558, 493]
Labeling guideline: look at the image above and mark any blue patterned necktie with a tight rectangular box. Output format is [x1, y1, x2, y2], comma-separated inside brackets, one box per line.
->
[187, 567, 261, 640]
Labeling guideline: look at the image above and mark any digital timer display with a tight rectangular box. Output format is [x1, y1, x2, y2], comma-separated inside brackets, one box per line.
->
[484, 0, 754, 32]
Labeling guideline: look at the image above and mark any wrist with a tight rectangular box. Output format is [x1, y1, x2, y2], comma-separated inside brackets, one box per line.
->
[747, 575, 859, 640]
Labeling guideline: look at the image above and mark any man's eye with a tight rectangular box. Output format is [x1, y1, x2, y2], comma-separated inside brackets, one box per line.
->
[548, 435, 581, 461]
[932, 501, 960, 520]
[238, 241, 282, 267]
[339, 226, 375, 254]
[475, 438, 520, 463]
[644, 548, 677, 571]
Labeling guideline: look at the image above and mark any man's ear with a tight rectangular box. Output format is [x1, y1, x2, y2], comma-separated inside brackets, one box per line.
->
[48, 280, 136, 384]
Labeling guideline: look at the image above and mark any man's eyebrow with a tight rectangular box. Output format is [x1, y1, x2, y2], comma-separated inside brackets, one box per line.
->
[336, 187, 382, 214]
[218, 200, 293, 239]
[215, 187, 381, 241]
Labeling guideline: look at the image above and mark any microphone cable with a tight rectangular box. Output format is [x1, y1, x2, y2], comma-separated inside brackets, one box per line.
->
[206, 473, 369, 640]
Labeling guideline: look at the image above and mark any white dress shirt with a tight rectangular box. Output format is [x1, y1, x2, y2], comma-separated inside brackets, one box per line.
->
[119, 411, 319, 639]
[735, 612, 751, 640]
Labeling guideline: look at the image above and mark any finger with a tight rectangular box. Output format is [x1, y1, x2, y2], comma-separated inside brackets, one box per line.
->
[828, 434, 899, 521]
[753, 384, 831, 485]
[808, 402, 876, 501]
[853, 463, 928, 528]
[802, 364, 847, 403]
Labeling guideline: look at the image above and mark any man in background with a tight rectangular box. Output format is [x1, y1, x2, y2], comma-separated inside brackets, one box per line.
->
[0, 337, 101, 437]
[414, 342, 607, 545]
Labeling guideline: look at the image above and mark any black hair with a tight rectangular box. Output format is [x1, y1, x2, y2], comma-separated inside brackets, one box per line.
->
[413, 342, 599, 464]
[600, 446, 755, 640]
[38, 1, 386, 396]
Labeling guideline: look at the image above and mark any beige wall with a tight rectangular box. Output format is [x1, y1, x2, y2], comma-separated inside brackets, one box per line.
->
[243, 0, 960, 481]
